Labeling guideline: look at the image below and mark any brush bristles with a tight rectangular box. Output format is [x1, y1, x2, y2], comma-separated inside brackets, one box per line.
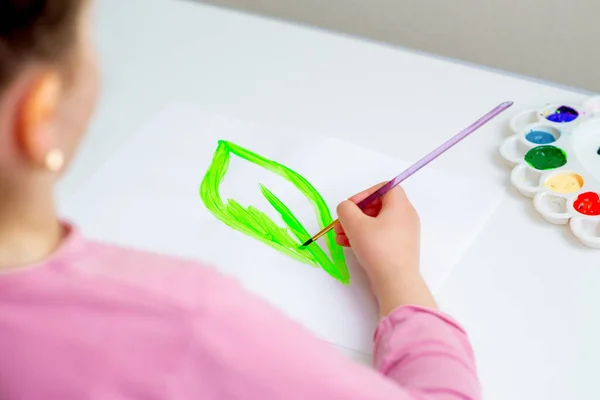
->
[301, 239, 313, 247]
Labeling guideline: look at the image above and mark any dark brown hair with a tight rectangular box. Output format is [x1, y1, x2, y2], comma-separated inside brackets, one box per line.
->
[0, 0, 84, 91]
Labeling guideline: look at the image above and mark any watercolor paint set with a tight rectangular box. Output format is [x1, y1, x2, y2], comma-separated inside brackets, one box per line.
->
[500, 96, 600, 248]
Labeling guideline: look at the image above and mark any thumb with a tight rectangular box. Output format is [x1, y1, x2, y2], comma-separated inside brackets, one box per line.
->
[336, 200, 368, 238]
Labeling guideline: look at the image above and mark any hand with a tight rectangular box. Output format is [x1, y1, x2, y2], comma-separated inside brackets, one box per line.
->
[335, 183, 437, 316]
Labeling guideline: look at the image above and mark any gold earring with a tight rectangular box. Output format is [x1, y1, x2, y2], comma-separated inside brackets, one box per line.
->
[45, 149, 64, 172]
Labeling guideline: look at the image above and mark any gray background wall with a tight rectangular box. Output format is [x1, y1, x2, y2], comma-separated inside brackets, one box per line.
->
[197, 0, 600, 93]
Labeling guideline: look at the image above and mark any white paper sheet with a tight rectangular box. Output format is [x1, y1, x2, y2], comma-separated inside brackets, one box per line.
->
[60, 104, 504, 354]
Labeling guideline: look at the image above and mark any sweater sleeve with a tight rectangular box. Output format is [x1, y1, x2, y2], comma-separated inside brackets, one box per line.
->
[189, 276, 482, 400]
[373, 306, 482, 399]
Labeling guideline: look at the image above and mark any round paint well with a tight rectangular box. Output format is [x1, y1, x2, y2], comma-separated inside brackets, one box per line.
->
[525, 127, 560, 145]
[544, 172, 584, 194]
[524, 145, 567, 170]
[545, 105, 579, 123]
[573, 192, 600, 216]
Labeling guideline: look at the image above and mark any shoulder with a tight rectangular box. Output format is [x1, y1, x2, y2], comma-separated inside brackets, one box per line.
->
[63, 226, 240, 310]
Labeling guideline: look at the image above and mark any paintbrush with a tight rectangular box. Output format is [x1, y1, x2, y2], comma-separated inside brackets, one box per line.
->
[301, 101, 513, 247]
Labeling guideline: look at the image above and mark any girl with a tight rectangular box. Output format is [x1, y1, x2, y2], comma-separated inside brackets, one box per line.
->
[0, 1, 481, 398]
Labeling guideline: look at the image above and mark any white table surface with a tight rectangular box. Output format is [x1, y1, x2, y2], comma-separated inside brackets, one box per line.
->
[59, 0, 599, 399]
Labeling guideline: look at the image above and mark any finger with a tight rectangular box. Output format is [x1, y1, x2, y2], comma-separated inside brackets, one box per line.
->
[334, 221, 345, 235]
[336, 200, 370, 237]
[337, 200, 380, 220]
[335, 235, 350, 242]
[348, 181, 387, 204]
[379, 185, 410, 215]
[361, 201, 381, 217]
[335, 234, 351, 247]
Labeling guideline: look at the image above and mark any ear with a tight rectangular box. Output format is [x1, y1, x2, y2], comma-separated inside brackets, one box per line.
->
[16, 71, 63, 172]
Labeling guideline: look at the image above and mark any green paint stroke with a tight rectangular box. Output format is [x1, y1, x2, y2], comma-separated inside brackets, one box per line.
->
[199, 140, 349, 284]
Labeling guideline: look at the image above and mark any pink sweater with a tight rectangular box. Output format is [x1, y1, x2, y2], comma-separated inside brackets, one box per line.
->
[0, 226, 481, 399]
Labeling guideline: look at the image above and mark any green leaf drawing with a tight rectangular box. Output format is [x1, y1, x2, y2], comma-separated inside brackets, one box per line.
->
[199, 140, 349, 284]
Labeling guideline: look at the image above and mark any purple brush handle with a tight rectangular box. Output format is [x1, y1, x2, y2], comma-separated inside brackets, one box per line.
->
[356, 101, 513, 209]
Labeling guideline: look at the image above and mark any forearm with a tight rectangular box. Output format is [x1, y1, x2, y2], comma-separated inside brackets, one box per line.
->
[374, 274, 438, 317]
[373, 306, 482, 400]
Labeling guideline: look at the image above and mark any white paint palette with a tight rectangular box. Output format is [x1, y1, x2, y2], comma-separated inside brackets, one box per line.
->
[500, 96, 600, 248]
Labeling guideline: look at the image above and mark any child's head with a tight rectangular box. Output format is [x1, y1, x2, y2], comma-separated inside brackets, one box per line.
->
[0, 0, 98, 202]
